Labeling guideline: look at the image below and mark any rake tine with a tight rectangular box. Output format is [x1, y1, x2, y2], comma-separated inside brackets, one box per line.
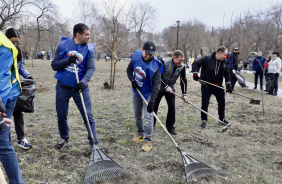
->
[250, 99, 261, 105]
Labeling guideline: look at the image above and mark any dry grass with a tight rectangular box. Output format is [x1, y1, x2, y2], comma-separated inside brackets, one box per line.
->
[4, 59, 282, 183]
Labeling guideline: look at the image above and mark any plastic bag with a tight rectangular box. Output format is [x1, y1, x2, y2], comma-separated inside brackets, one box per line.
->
[266, 73, 276, 93]
[234, 72, 247, 87]
[14, 79, 36, 113]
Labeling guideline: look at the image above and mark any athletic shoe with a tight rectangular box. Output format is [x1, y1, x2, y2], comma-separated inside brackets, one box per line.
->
[141, 141, 152, 152]
[132, 134, 145, 143]
[168, 129, 177, 135]
[55, 139, 68, 149]
[17, 137, 32, 150]
[271, 93, 277, 96]
[201, 120, 207, 129]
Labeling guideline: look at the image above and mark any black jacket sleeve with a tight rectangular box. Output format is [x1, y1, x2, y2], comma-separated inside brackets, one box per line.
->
[229, 53, 238, 70]
[126, 60, 134, 82]
[150, 68, 161, 103]
[51, 46, 70, 71]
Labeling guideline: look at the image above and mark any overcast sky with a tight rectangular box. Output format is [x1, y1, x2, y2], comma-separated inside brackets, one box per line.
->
[53, 0, 282, 33]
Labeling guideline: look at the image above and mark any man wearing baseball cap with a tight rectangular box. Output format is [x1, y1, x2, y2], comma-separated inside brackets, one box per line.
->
[126, 41, 163, 152]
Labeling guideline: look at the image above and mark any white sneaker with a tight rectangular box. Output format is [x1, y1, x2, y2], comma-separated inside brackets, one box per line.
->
[17, 137, 32, 150]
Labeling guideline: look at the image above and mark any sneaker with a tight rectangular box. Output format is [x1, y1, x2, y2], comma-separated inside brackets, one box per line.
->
[271, 93, 277, 96]
[201, 120, 207, 129]
[168, 129, 177, 135]
[55, 139, 68, 149]
[141, 141, 152, 152]
[17, 137, 32, 150]
[253, 87, 257, 90]
[132, 134, 145, 143]
[219, 119, 230, 126]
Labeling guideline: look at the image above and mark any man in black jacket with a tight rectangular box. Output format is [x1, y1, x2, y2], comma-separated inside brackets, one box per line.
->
[153, 50, 189, 135]
[192, 46, 232, 128]
[229, 47, 240, 90]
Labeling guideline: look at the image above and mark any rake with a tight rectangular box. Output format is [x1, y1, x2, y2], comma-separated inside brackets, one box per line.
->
[73, 64, 124, 183]
[136, 89, 216, 183]
[172, 92, 231, 133]
[199, 79, 261, 105]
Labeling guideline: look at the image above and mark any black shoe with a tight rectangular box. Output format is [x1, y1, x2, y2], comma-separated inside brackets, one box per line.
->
[271, 93, 277, 96]
[219, 119, 230, 126]
[168, 129, 177, 135]
[260, 87, 263, 90]
[55, 139, 68, 149]
[253, 87, 257, 90]
[200, 120, 207, 129]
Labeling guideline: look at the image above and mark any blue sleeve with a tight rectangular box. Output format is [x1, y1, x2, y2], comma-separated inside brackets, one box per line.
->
[252, 59, 255, 71]
[18, 58, 31, 78]
[51, 46, 70, 71]
[81, 52, 95, 86]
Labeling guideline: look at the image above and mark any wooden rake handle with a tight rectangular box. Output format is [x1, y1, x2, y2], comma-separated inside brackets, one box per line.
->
[136, 89, 179, 147]
[199, 79, 255, 100]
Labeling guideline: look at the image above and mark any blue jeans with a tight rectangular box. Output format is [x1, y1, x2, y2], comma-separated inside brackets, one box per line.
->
[132, 92, 154, 142]
[201, 85, 225, 121]
[0, 97, 24, 184]
[56, 84, 98, 145]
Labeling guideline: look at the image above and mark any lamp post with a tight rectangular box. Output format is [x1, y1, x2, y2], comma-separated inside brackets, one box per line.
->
[176, 20, 180, 50]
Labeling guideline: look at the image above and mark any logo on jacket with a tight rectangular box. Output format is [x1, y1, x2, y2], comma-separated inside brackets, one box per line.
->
[134, 66, 146, 87]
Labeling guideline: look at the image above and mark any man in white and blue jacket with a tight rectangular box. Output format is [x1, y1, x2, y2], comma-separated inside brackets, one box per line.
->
[252, 51, 266, 90]
[51, 23, 98, 149]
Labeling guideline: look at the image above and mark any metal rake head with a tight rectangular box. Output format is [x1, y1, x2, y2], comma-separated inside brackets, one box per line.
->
[84, 145, 125, 184]
[181, 151, 216, 183]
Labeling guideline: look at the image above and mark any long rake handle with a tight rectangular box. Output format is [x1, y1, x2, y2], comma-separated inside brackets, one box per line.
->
[74, 64, 95, 142]
[199, 79, 254, 100]
[136, 89, 179, 147]
[172, 92, 228, 126]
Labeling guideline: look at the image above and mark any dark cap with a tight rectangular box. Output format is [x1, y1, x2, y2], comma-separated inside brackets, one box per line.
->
[143, 41, 156, 55]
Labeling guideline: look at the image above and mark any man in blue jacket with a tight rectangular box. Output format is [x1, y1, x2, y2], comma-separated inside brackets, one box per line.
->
[51, 23, 98, 149]
[127, 41, 163, 152]
[252, 51, 266, 90]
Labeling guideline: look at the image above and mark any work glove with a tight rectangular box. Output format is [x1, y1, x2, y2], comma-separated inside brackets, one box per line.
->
[0, 117, 7, 131]
[275, 73, 279, 77]
[193, 74, 199, 81]
[232, 69, 237, 74]
[68, 55, 77, 64]
[27, 76, 33, 79]
[226, 85, 233, 94]
[76, 81, 86, 91]
[131, 80, 138, 90]
[147, 102, 154, 113]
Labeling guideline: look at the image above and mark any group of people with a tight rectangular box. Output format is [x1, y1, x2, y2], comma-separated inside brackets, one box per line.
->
[1, 21, 281, 183]
[251, 51, 281, 95]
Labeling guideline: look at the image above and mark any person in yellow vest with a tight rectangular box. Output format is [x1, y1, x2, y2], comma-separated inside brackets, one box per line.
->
[0, 31, 24, 184]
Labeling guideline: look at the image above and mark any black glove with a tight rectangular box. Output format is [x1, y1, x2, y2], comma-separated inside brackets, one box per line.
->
[275, 73, 279, 77]
[68, 55, 77, 64]
[193, 74, 199, 81]
[27, 76, 33, 79]
[76, 81, 86, 91]
[226, 85, 232, 94]
[147, 102, 154, 113]
[131, 80, 138, 90]
[0, 98, 6, 113]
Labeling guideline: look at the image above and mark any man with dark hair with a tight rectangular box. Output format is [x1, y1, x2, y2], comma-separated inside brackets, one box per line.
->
[252, 51, 266, 90]
[229, 47, 240, 90]
[153, 50, 188, 135]
[192, 46, 232, 128]
[51, 23, 98, 149]
[127, 41, 163, 152]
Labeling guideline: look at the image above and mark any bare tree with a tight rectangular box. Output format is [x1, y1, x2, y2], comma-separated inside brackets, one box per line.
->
[0, 0, 32, 30]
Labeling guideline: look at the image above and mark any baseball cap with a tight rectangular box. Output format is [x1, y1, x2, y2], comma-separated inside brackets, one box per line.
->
[143, 41, 156, 55]
[234, 47, 239, 50]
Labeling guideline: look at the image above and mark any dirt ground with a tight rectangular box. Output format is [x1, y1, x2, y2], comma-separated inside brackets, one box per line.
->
[4, 59, 282, 184]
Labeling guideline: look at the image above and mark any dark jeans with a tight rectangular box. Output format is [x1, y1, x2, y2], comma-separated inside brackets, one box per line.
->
[56, 84, 98, 145]
[254, 71, 263, 88]
[13, 110, 25, 140]
[274, 74, 279, 94]
[0, 98, 24, 184]
[153, 90, 176, 131]
[201, 85, 225, 121]
[230, 70, 237, 90]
